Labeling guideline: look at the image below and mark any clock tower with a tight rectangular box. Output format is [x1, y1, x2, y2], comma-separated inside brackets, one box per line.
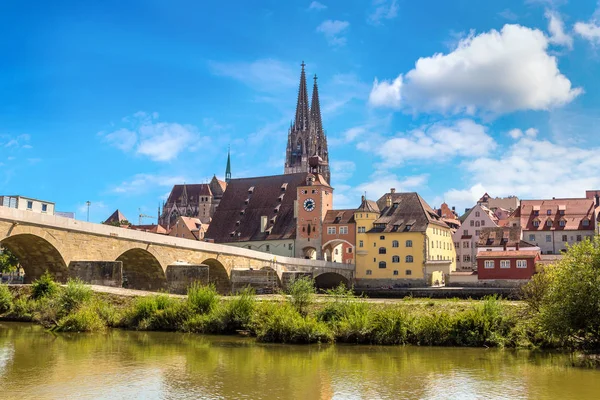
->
[295, 155, 333, 259]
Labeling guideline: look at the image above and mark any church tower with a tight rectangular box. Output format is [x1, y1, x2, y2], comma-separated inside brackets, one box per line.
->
[284, 62, 330, 184]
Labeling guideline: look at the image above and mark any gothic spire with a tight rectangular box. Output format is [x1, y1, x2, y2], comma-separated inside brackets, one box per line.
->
[310, 74, 323, 138]
[294, 61, 310, 131]
[225, 146, 232, 183]
[181, 182, 188, 206]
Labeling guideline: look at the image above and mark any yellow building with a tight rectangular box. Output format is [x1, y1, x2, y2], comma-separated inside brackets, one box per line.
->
[354, 190, 456, 287]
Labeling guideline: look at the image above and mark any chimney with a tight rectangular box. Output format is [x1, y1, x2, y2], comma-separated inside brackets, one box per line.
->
[260, 216, 268, 233]
[390, 188, 396, 194]
[516, 242, 520, 251]
[386, 195, 392, 208]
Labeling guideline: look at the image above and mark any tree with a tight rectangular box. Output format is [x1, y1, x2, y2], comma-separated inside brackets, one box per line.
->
[526, 236, 600, 351]
[0, 248, 19, 273]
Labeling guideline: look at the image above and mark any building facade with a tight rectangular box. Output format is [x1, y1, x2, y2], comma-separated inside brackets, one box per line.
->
[168, 216, 206, 240]
[354, 190, 456, 287]
[510, 198, 597, 255]
[477, 250, 541, 280]
[477, 193, 519, 212]
[284, 62, 330, 184]
[0, 195, 54, 215]
[322, 209, 355, 264]
[454, 204, 499, 271]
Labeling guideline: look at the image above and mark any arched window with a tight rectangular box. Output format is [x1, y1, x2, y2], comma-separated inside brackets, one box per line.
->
[405, 255, 414, 263]
[406, 240, 412, 247]
[392, 240, 399, 248]
[392, 255, 400, 263]
[379, 261, 387, 269]
[379, 247, 386, 254]
[475, 221, 480, 227]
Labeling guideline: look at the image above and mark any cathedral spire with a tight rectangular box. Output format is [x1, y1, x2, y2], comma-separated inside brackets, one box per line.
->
[225, 146, 231, 183]
[310, 74, 323, 138]
[294, 61, 310, 131]
[181, 182, 188, 206]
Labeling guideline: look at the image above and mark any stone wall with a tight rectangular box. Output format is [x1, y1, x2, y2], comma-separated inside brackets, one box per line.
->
[68, 261, 122, 287]
[230, 269, 279, 293]
[354, 278, 428, 289]
[165, 264, 210, 294]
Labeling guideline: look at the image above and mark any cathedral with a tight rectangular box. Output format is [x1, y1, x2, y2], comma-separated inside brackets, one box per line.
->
[284, 62, 330, 184]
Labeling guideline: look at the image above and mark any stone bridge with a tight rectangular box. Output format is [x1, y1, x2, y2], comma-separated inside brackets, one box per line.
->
[0, 207, 354, 293]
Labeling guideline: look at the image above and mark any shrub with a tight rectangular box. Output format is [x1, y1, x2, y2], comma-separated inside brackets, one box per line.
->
[31, 296, 61, 328]
[410, 312, 453, 346]
[220, 287, 256, 333]
[370, 308, 411, 345]
[31, 271, 59, 300]
[59, 279, 92, 314]
[187, 282, 219, 314]
[55, 305, 105, 332]
[335, 302, 373, 344]
[8, 297, 34, 321]
[287, 276, 315, 316]
[450, 296, 513, 347]
[0, 284, 12, 314]
[317, 284, 359, 323]
[127, 294, 188, 331]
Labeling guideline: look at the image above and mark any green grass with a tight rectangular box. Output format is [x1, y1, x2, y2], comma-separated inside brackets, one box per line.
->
[0, 284, 12, 314]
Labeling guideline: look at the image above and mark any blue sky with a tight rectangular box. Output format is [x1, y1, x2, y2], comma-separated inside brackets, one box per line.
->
[2, 0, 600, 222]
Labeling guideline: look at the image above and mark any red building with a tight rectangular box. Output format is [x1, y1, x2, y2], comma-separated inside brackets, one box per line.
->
[322, 209, 355, 264]
[476, 250, 541, 280]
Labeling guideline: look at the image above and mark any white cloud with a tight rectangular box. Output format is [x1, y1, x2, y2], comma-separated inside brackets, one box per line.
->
[308, 1, 326, 11]
[546, 10, 573, 49]
[100, 112, 204, 162]
[498, 9, 519, 21]
[574, 19, 600, 45]
[364, 119, 496, 166]
[368, 0, 398, 25]
[112, 174, 187, 195]
[369, 24, 582, 114]
[369, 76, 402, 109]
[508, 127, 538, 139]
[443, 135, 600, 212]
[330, 160, 356, 182]
[208, 59, 298, 92]
[355, 172, 428, 201]
[316, 20, 350, 46]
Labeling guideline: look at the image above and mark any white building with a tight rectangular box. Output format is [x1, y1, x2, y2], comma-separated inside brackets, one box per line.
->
[453, 204, 499, 271]
[0, 195, 55, 215]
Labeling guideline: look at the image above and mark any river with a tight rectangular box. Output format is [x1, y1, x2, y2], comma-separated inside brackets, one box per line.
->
[0, 322, 598, 399]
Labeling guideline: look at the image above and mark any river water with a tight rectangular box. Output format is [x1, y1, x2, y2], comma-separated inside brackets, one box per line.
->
[0, 322, 598, 400]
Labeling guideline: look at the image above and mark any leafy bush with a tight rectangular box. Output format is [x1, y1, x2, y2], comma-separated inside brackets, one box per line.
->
[335, 302, 373, 344]
[31, 271, 59, 300]
[0, 284, 12, 314]
[450, 296, 513, 347]
[55, 305, 105, 332]
[59, 279, 92, 314]
[410, 312, 453, 346]
[8, 297, 34, 321]
[317, 284, 359, 322]
[127, 294, 188, 331]
[187, 282, 219, 314]
[220, 287, 256, 333]
[370, 308, 411, 345]
[286, 276, 315, 316]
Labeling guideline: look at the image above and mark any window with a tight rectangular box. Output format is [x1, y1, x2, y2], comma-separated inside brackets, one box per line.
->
[547, 209, 552, 215]
[41, 203, 47, 212]
[559, 220, 566, 227]
[335, 249, 339, 255]
[500, 260, 510, 269]
[463, 255, 471, 262]
[379, 247, 386, 254]
[266, 245, 270, 252]
[529, 234, 535, 241]
[475, 221, 480, 227]
[546, 220, 552, 227]
[463, 242, 470, 248]
[516, 260, 527, 269]
[481, 220, 485, 226]
[583, 219, 590, 226]
[546, 235, 551, 242]
[347, 247, 353, 254]
[393, 270, 399, 276]
[358, 227, 366, 233]
[406, 270, 412, 276]
[392, 240, 399, 248]
[359, 240, 364, 248]
[405, 255, 414, 263]
[392, 255, 400, 263]
[484, 260, 495, 269]
[366, 270, 372, 276]
[533, 220, 540, 227]
[475, 230, 480, 236]
[470, 220, 474, 226]
[562, 235, 567, 242]
[26, 201, 33, 210]
[380, 235, 385, 240]
[577, 235, 582, 242]
[379, 261, 387, 269]
[534, 210, 539, 216]
[406, 240, 413, 247]
[475, 211, 480, 217]
[339, 226, 348, 234]
[559, 210, 565, 215]
[327, 227, 336, 235]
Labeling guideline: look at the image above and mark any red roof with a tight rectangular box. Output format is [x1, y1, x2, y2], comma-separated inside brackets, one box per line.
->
[518, 199, 595, 231]
[476, 250, 540, 259]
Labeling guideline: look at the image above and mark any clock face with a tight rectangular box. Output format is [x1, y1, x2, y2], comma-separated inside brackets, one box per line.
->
[303, 198, 316, 212]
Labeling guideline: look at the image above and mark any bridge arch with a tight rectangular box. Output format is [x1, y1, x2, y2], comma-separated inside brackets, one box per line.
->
[116, 248, 167, 291]
[314, 272, 349, 290]
[201, 258, 231, 294]
[0, 233, 68, 283]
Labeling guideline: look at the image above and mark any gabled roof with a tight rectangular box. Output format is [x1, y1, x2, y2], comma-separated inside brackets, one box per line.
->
[324, 209, 355, 224]
[205, 172, 309, 243]
[104, 209, 128, 224]
[165, 184, 213, 205]
[519, 198, 596, 231]
[356, 197, 380, 213]
[370, 192, 447, 233]
[130, 224, 167, 234]
[477, 227, 536, 248]
[477, 250, 540, 259]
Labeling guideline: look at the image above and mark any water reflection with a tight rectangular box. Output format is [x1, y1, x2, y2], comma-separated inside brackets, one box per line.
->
[0, 322, 599, 399]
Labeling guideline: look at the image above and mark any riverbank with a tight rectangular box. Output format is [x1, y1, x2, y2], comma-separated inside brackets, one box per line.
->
[1, 275, 554, 349]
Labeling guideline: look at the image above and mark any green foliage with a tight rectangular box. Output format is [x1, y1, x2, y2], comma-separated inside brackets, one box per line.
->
[59, 279, 92, 315]
[0, 284, 13, 314]
[528, 237, 600, 351]
[31, 271, 59, 300]
[317, 283, 359, 322]
[0, 248, 19, 273]
[127, 294, 189, 331]
[287, 276, 315, 316]
[54, 305, 106, 332]
[370, 308, 412, 345]
[8, 297, 34, 321]
[187, 282, 219, 314]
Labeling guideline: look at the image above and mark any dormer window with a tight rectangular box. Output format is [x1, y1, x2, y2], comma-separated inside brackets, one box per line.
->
[547, 209, 552, 215]
[235, 220, 240, 226]
[274, 204, 281, 213]
[278, 194, 284, 202]
[559, 210, 565, 215]
[534, 210, 539, 216]
[248, 186, 254, 194]
[240, 209, 245, 215]
[533, 220, 540, 227]
[244, 198, 250, 205]
[559, 219, 566, 227]
[583, 219, 590, 226]
[281, 183, 288, 192]
[404, 224, 412, 232]
[546, 219, 553, 227]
